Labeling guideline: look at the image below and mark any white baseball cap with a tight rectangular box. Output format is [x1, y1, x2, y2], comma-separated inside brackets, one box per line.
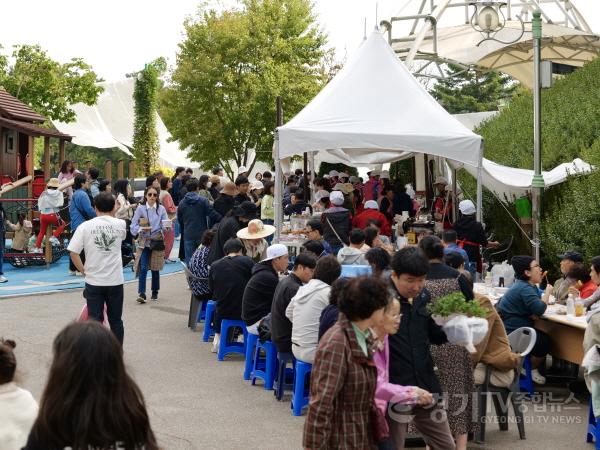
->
[261, 244, 289, 262]
[458, 199, 476, 215]
[369, 170, 381, 177]
[364, 200, 379, 210]
[315, 190, 330, 202]
[329, 170, 339, 177]
[338, 172, 349, 178]
[330, 190, 345, 206]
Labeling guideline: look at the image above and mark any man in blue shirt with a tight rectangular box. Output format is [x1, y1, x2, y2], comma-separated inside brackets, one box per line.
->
[442, 230, 469, 266]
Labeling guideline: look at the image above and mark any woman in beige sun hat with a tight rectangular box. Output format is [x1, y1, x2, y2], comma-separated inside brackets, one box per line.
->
[236, 219, 275, 262]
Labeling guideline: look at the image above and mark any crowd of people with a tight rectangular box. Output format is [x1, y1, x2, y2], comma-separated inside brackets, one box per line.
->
[3, 162, 600, 450]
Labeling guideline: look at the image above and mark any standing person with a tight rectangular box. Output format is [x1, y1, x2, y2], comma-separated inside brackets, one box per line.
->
[177, 179, 222, 264]
[0, 338, 38, 450]
[242, 244, 289, 335]
[255, 172, 263, 182]
[353, 200, 391, 237]
[378, 188, 395, 224]
[159, 177, 177, 262]
[198, 175, 214, 203]
[114, 179, 135, 221]
[208, 201, 257, 264]
[392, 183, 415, 218]
[321, 191, 351, 255]
[387, 247, 456, 450]
[271, 252, 317, 355]
[442, 229, 469, 267]
[234, 176, 252, 204]
[208, 238, 255, 351]
[453, 199, 499, 279]
[68, 192, 127, 345]
[86, 167, 101, 198]
[213, 181, 237, 217]
[131, 186, 169, 304]
[261, 181, 275, 226]
[171, 166, 186, 205]
[286, 255, 341, 363]
[418, 236, 475, 449]
[249, 180, 263, 207]
[34, 178, 66, 251]
[432, 176, 453, 230]
[262, 171, 273, 183]
[98, 180, 111, 193]
[69, 175, 96, 275]
[303, 276, 389, 449]
[57, 160, 80, 199]
[23, 322, 158, 450]
[145, 175, 160, 190]
[208, 175, 221, 200]
[362, 170, 381, 202]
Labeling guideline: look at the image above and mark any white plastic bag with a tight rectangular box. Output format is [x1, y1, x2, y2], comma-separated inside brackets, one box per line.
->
[491, 261, 515, 287]
[440, 315, 489, 353]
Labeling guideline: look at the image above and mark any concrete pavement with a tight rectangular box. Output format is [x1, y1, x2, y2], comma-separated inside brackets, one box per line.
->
[0, 272, 592, 449]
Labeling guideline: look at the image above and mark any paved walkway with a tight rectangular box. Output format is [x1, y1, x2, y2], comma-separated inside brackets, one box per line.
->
[0, 273, 592, 449]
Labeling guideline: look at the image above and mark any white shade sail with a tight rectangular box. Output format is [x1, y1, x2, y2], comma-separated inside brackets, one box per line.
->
[276, 31, 483, 167]
[53, 78, 198, 169]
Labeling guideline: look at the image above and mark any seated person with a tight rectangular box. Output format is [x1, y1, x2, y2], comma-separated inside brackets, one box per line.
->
[472, 295, 521, 387]
[318, 278, 349, 340]
[496, 255, 550, 385]
[567, 262, 596, 299]
[551, 251, 583, 304]
[305, 220, 332, 255]
[286, 255, 341, 363]
[189, 229, 216, 312]
[365, 247, 391, 279]
[584, 256, 600, 309]
[352, 200, 391, 237]
[284, 190, 312, 216]
[364, 226, 393, 255]
[242, 244, 289, 334]
[209, 238, 254, 351]
[302, 240, 325, 259]
[336, 228, 367, 265]
[444, 251, 466, 271]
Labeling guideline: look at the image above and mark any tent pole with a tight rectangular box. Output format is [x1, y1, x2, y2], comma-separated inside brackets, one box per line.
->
[308, 152, 316, 203]
[451, 164, 458, 223]
[274, 96, 284, 243]
[476, 142, 483, 223]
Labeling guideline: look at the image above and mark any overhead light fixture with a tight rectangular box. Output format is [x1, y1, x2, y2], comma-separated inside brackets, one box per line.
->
[469, 0, 524, 45]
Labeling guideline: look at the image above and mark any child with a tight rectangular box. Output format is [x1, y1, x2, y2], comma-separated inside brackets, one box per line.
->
[35, 178, 65, 251]
[6, 213, 32, 252]
[0, 338, 38, 450]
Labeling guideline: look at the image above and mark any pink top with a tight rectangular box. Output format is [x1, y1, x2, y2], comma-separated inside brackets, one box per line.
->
[373, 335, 419, 415]
[58, 170, 81, 198]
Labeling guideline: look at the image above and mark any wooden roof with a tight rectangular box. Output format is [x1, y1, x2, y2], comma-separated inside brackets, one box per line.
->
[0, 89, 46, 123]
[0, 117, 72, 140]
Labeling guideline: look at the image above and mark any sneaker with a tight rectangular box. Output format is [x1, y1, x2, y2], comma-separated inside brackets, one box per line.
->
[137, 293, 147, 304]
[211, 334, 220, 353]
[0, 276, 7, 283]
[151, 292, 158, 301]
[531, 369, 546, 385]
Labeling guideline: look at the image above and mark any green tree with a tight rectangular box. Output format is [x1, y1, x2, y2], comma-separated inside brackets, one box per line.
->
[0, 44, 102, 122]
[430, 64, 517, 114]
[133, 58, 166, 176]
[160, 0, 327, 179]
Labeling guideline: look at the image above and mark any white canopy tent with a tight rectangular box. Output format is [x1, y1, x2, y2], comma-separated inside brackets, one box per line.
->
[275, 31, 484, 237]
[53, 78, 198, 169]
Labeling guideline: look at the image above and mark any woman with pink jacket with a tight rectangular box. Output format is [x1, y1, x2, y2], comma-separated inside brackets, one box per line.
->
[372, 297, 434, 449]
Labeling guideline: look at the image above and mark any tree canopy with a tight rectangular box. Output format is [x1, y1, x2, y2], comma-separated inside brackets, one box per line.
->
[0, 44, 102, 122]
[160, 0, 328, 179]
[430, 64, 517, 114]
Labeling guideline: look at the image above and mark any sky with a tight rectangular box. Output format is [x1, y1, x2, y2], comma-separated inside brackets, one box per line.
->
[0, 0, 599, 81]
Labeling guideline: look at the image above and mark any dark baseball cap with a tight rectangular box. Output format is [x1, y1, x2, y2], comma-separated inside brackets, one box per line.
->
[557, 251, 583, 262]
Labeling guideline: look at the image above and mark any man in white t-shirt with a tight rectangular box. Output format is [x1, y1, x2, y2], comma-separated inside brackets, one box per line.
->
[68, 191, 127, 345]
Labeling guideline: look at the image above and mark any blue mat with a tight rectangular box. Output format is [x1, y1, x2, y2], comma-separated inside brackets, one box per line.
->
[0, 244, 183, 298]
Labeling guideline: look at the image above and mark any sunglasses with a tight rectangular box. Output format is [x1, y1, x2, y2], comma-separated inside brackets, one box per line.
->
[147, 193, 158, 197]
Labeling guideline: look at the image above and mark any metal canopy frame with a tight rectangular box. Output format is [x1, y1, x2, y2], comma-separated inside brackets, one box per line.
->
[381, 0, 596, 83]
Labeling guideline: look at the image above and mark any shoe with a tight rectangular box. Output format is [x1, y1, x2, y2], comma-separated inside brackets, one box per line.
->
[211, 334, 220, 353]
[531, 369, 546, 385]
[137, 293, 147, 304]
[151, 292, 158, 301]
[175, 235, 181, 241]
[165, 258, 177, 264]
[0, 276, 7, 283]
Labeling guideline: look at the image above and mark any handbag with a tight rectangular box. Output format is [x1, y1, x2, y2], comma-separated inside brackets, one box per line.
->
[149, 238, 165, 252]
[370, 402, 390, 443]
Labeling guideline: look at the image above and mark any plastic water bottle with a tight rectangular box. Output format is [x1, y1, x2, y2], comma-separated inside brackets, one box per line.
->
[566, 294, 576, 316]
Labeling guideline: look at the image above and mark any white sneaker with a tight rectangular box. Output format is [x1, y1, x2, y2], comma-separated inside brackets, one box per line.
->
[0, 276, 7, 283]
[211, 334, 220, 353]
[531, 369, 546, 385]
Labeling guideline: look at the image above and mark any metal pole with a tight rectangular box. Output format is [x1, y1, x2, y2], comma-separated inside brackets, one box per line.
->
[308, 152, 316, 204]
[476, 142, 483, 223]
[303, 152, 308, 202]
[274, 97, 284, 243]
[531, 10, 545, 261]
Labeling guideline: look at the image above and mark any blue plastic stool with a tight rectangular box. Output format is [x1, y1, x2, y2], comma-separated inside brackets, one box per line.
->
[519, 355, 535, 395]
[588, 400, 600, 449]
[244, 332, 259, 380]
[198, 300, 208, 321]
[274, 352, 295, 401]
[251, 340, 277, 390]
[217, 319, 247, 361]
[202, 300, 217, 342]
[291, 360, 312, 416]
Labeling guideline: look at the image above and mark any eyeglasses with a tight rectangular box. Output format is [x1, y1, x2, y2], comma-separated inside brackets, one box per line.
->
[147, 193, 157, 197]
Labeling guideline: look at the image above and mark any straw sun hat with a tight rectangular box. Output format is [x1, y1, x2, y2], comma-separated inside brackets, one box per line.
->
[236, 219, 275, 240]
[47, 178, 60, 188]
